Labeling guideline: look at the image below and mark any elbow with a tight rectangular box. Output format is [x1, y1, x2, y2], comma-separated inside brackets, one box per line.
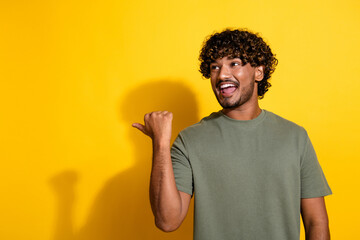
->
[304, 216, 329, 231]
[155, 218, 181, 232]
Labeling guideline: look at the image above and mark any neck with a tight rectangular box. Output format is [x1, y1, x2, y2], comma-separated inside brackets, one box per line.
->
[222, 102, 261, 120]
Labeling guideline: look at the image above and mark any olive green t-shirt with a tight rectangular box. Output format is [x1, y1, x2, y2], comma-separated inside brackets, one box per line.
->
[171, 109, 332, 240]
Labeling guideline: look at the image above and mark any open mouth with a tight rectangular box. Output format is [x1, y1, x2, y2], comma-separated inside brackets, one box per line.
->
[218, 82, 239, 96]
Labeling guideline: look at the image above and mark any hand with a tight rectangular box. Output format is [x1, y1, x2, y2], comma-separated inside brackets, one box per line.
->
[132, 111, 173, 143]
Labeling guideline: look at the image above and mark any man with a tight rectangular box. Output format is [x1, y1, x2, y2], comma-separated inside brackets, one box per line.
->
[132, 29, 332, 240]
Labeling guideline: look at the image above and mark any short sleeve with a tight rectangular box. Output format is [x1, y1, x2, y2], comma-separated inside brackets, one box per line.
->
[300, 133, 332, 198]
[171, 133, 193, 196]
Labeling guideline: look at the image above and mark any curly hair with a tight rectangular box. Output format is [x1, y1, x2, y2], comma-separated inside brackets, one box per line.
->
[199, 29, 278, 99]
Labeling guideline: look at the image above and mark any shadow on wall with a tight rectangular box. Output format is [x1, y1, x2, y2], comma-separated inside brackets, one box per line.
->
[50, 80, 199, 240]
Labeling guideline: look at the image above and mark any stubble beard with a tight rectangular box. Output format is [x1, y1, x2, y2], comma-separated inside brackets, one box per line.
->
[216, 80, 256, 109]
[219, 96, 241, 109]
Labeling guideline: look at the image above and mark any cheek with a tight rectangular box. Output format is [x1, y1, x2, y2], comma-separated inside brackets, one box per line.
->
[233, 70, 244, 80]
[234, 71, 253, 84]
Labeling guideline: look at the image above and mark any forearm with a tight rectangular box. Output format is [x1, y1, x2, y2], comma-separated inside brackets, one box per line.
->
[150, 140, 182, 231]
[305, 224, 330, 240]
[132, 111, 183, 231]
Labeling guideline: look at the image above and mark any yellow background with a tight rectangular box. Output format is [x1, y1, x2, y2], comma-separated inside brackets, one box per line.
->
[1, 0, 359, 239]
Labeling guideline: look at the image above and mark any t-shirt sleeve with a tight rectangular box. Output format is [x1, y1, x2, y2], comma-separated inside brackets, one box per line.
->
[300, 133, 332, 198]
[171, 133, 194, 196]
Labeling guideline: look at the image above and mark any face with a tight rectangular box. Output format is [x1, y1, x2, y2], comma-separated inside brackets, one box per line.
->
[209, 57, 263, 109]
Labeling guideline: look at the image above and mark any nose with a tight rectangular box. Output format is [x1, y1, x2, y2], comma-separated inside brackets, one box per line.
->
[219, 65, 231, 80]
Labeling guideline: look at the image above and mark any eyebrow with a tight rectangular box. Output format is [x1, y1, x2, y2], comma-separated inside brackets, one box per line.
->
[227, 56, 242, 60]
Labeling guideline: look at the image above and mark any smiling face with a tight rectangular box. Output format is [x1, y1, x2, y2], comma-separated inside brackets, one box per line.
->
[210, 57, 264, 110]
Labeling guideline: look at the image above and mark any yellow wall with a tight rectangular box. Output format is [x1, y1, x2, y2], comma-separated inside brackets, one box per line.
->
[1, 0, 359, 239]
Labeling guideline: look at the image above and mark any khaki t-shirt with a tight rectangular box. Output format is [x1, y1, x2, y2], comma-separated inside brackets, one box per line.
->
[171, 109, 332, 240]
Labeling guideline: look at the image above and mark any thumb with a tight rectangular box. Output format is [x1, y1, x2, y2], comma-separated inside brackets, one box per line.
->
[132, 123, 148, 135]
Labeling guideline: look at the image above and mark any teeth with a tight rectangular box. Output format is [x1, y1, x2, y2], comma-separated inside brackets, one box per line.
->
[220, 83, 236, 89]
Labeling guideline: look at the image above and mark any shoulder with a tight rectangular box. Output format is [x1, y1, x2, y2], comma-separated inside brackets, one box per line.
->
[263, 110, 309, 142]
[265, 110, 306, 131]
[178, 111, 222, 139]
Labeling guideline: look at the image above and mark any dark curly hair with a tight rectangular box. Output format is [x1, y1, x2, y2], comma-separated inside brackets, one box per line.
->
[199, 29, 278, 99]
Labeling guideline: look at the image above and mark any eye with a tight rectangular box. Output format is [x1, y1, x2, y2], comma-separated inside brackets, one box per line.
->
[231, 61, 241, 67]
[210, 65, 220, 71]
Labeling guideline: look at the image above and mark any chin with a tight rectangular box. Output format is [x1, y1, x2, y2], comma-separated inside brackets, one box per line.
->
[221, 103, 240, 109]
[219, 98, 241, 109]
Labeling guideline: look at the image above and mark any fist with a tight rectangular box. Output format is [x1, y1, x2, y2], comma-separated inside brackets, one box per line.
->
[132, 111, 173, 143]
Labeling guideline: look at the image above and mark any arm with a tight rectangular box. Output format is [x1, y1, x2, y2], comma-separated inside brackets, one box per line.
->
[132, 111, 191, 232]
[301, 197, 330, 240]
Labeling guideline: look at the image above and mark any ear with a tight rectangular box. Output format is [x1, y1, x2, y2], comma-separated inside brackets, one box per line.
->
[254, 66, 264, 82]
